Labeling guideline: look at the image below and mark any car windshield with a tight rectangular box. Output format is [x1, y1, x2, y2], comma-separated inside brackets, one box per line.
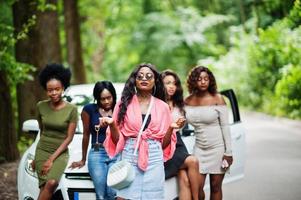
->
[63, 94, 93, 134]
[64, 94, 93, 108]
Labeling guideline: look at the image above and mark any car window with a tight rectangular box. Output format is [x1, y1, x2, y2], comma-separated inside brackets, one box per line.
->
[63, 93, 93, 134]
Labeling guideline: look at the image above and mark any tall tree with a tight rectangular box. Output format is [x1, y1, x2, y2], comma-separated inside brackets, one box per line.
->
[0, 0, 35, 161]
[236, 0, 247, 31]
[13, 0, 62, 135]
[63, 0, 86, 84]
[0, 72, 19, 162]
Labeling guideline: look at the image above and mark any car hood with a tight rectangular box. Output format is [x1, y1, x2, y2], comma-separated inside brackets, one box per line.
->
[65, 134, 89, 173]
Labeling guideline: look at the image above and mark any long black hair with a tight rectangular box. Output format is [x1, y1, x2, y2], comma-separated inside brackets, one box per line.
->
[160, 70, 185, 114]
[117, 63, 165, 124]
[93, 81, 116, 110]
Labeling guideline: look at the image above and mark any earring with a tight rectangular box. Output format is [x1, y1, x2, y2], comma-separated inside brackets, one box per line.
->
[134, 86, 137, 94]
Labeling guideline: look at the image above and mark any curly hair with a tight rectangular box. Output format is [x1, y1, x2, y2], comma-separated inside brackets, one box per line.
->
[117, 63, 166, 124]
[186, 66, 217, 95]
[38, 63, 71, 90]
[93, 81, 116, 110]
[160, 70, 185, 114]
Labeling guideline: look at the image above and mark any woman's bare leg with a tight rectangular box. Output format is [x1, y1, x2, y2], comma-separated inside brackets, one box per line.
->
[37, 179, 58, 200]
[181, 156, 200, 200]
[209, 174, 225, 200]
[199, 174, 207, 200]
[178, 169, 192, 200]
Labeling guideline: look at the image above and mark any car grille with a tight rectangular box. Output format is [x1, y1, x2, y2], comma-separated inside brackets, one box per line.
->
[67, 188, 96, 200]
[65, 172, 91, 180]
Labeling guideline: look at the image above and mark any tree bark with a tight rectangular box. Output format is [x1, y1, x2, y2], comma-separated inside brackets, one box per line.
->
[0, 71, 19, 162]
[236, 0, 247, 32]
[63, 0, 86, 84]
[13, 0, 62, 136]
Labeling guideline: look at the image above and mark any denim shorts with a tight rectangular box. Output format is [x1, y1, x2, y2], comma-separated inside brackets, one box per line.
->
[117, 138, 165, 200]
[88, 147, 118, 200]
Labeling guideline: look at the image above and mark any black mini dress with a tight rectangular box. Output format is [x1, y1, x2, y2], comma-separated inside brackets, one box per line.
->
[164, 131, 190, 179]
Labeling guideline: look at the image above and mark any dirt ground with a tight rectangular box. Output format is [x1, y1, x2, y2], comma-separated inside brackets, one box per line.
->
[0, 160, 19, 200]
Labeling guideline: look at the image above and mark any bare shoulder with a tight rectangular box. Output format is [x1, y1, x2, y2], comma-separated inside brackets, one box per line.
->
[184, 94, 195, 105]
[214, 93, 226, 105]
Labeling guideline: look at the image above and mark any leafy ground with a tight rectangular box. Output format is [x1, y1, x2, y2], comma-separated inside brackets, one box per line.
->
[0, 160, 19, 200]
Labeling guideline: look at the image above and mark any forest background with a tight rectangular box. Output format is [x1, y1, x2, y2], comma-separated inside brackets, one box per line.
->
[0, 0, 300, 162]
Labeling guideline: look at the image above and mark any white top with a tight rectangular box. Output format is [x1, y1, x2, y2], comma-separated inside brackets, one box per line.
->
[171, 106, 184, 132]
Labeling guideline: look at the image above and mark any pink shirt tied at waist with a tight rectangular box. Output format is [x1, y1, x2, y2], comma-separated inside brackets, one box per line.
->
[104, 95, 177, 171]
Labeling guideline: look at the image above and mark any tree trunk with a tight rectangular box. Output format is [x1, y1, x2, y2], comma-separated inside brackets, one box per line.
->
[13, 0, 62, 136]
[252, 3, 260, 35]
[63, 0, 86, 84]
[0, 71, 19, 162]
[236, 0, 247, 32]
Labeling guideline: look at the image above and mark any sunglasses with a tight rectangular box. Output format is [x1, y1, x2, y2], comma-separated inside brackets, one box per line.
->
[136, 73, 154, 81]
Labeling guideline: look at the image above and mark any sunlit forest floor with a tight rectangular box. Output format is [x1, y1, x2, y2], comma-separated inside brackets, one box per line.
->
[0, 160, 18, 200]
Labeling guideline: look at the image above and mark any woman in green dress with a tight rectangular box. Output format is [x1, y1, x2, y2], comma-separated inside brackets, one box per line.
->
[33, 63, 78, 200]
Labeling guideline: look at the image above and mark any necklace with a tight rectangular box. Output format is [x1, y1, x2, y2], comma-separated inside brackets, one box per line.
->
[99, 108, 112, 117]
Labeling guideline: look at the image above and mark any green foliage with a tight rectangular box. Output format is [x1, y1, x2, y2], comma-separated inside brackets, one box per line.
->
[78, 1, 232, 82]
[0, 1, 36, 155]
[131, 7, 232, 67]
[17, 136, 34, 155]
[0, 1, 35, 86]
[275, 65, 301, 118]
[287, 0, 301, 28]
[199, 1, 301, 119]
[246, 1, 301, 114]
[37, 0, 57, 11]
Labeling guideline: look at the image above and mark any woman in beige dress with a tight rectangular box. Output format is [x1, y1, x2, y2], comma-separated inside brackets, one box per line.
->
[184, 66, 233, 200]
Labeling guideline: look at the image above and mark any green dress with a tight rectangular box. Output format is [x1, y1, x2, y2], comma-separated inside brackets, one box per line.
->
[35, 100, 78, 187]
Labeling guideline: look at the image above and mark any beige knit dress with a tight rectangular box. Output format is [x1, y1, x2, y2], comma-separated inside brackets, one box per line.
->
[185, 105, 232, 174]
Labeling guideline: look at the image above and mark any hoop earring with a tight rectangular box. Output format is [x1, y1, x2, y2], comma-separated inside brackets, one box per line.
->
[134, 86, 137, 94]
[152, 85, 156, 95]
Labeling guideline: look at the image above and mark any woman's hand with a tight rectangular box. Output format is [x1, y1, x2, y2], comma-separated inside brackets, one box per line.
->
[99, 117, 114, 127]
[171, 117, 186, 129]
[31, 160, 35, 171]
[41, 159, 53, 176]
[69, 160, 86, 169]
[222, 155, 233, 170]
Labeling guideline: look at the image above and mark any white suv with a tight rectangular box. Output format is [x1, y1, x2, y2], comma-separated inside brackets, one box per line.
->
[18, 83, 245, 200]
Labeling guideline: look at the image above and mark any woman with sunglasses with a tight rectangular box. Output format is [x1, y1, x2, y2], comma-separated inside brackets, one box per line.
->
[69, 81, 117, 200]
[101, 63, 185, 200]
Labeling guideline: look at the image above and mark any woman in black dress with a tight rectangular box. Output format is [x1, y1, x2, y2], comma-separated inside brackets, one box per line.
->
[161, 70, 200, 200]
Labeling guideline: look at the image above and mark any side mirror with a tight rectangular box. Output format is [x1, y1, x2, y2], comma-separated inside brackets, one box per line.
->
[22, 119, 39, 134]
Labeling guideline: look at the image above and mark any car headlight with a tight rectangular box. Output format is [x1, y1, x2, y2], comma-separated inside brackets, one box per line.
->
[25, 153, 38, 178]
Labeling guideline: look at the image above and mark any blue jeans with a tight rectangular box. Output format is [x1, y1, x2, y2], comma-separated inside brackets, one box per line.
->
[88, 147, 117, 200]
